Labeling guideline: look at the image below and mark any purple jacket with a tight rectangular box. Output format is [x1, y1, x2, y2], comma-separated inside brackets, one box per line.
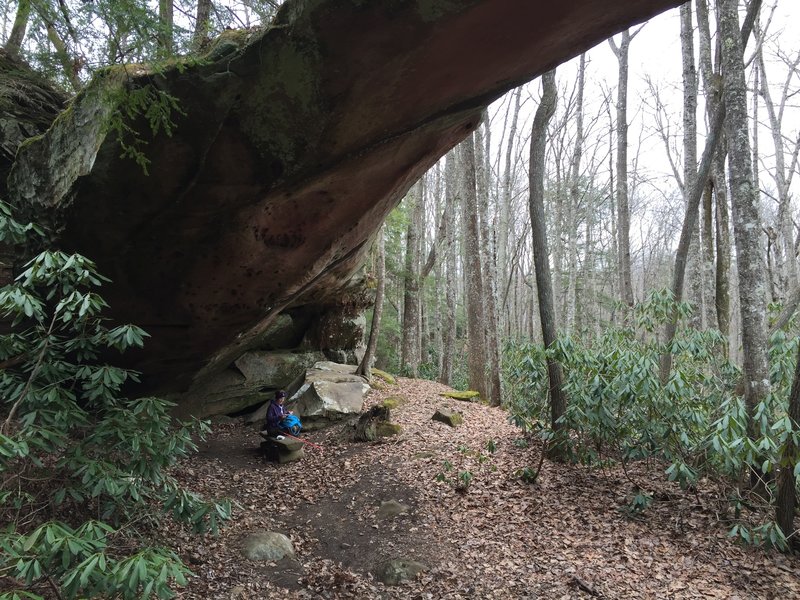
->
[266, 401, 288, 429]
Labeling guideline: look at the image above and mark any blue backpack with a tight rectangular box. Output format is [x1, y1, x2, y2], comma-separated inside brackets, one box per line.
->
[280, 414, 302, 435]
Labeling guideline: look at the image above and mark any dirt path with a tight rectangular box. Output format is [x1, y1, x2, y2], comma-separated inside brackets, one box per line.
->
[170, 378, 799, 599]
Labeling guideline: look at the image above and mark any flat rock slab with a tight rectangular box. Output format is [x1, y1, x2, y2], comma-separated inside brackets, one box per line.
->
[375, 558, 427, 585]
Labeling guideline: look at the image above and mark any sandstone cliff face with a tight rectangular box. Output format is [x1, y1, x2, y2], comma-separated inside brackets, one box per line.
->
[1, 0, 681, 413]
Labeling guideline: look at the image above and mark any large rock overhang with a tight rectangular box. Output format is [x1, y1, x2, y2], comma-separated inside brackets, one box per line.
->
[6, 0, 682, 394]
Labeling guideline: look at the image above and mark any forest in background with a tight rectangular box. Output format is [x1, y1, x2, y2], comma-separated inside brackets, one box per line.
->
[1, 0, 799, 599]
[367, 0, 800, 549]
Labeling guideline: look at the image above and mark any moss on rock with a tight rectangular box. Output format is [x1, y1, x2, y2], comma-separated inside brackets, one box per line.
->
[438, 390, 480, 402]
[372, 369, 396, 385]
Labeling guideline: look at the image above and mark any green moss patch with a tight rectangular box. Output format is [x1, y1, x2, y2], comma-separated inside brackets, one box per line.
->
[375, 422, 402, 437]
[381, 396, 405, 410]
[372, 369, 396, 385]
[438, 390, 480, 402]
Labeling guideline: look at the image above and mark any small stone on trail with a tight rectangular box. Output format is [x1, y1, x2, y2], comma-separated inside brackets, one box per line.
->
[377, 500, 410, 519]
[375, 558, 428, 585]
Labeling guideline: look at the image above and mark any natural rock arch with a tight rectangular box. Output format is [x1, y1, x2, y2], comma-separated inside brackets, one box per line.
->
[1, 0, 681, 412]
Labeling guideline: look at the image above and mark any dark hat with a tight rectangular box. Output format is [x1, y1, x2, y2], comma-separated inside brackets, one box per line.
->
[275, 390, 287, 399]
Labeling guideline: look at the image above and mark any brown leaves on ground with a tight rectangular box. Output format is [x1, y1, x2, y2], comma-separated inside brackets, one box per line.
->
[169, 378, 800, 599]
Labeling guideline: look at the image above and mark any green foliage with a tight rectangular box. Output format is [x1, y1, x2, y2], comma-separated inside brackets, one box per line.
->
[106, 81, 185, 174]
[434, 444, 496, 493]
[0, 202, 229, 598]
[502, 289, 800, 547]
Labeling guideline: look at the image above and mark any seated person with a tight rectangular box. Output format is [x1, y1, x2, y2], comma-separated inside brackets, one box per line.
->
[265, 390, 302, 436]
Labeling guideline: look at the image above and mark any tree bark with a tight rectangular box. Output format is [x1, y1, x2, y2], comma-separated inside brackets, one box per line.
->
[475, 118, 502, 406]
[565, 54, 586, 333]
[719, 0, 769, 451]
[609, 32, 635, 312]
[697, 0, 730, 337]
[192, 0, 213, 51]
[460, 134, 488, 400]
[401, 179, 424, 376]
[440, 151, 458, 385]
[529, 69, 567, 454]
[659, 0, 761, 381]
[4, 0, 30, 57]
[158, 0, 174, 57]
[357, 228, 385, 378]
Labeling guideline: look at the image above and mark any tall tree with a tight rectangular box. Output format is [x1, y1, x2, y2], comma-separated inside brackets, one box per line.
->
[529, 69, 567, 454]
[609, 30, 640, 311]
[565, 53, 586, 332]
[357, 228, 385, 378]
[4, 0, 30, 57]
[460, 134, 489, 400]
[400, 179, 424, 376]
[697, 0, 731, 337]
[475, 118, 502, 406]
[440, 151, 458, 385]
[719, 0, 769, 453]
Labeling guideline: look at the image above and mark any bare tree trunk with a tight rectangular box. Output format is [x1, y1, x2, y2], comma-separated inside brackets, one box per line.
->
[660, 0, 761, 381]
[476, 119, 502, 406]
[192, 0, 213, 51]
[697, 0, 731, 337]
[564, 54, 586, 333]
[357, 228, 385, 378]
[679, 4, 704, 329]
[529, 69, 567, 457]
[4, 0, 30, 56]
[440, 151, 458, 385]
[460, 134, 488, 400]
[609, 33, 635, 311]
[401, 179, 424, 376]
[158, 0, 174, 56]
[719, 0, 769, 454]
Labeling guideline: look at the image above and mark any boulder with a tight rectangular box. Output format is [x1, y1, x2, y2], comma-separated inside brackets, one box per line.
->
[174, 350, 325, 419]
[288, 362, 370, 427]
[241, 531, 295, 561]
[432, 408, 463, 428]
[234, 350, 325, 389]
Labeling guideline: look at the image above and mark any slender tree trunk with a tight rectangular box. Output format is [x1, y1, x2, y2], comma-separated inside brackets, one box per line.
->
[192, 0, 213, 51]
[564, 55, 585, 333]
[4, 0, 30, 56]
[698, 0, 730, 337]
[719, 0, 769, 455]
[680, 4, 704, 329]
[158, 0, 174, 56]
[499, 88, 522, 331]
[460, 134, 488, 400]
[660, 0, 761, 381]
[476, 119, 502, 406]
[609, 33, 635, 312]
[357, 228, 385, 378]
[529, 69, 567, 457]
[401, 179, 424, 376]
[440, 152, 458, 385]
